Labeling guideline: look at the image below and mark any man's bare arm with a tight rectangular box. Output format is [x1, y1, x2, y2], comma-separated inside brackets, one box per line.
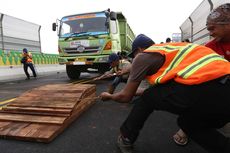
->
[100, 81, 141, 103]
[116, 63, 131, 76]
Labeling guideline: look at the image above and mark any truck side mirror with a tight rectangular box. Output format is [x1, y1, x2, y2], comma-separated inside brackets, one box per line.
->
[52, 23, 57, 31]
[110, 12, 117, 20]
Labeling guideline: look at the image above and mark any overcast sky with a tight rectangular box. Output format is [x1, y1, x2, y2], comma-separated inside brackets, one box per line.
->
[1, 0, 203, 54]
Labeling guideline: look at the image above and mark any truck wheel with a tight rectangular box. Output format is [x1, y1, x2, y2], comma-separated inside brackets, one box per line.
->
[98, 64, 110, 74]
[66, 65, 81, 80]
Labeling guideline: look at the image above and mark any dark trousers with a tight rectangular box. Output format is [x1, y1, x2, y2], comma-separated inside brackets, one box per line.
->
[120, 76, 230, 153]
[23, 63, 37, 78]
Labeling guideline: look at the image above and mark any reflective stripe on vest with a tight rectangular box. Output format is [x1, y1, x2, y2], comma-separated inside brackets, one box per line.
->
[147, 45, 183, 52]
[144, 43, 230, 85]
[147, 44, 198, 84]
[178, 53, 227, 78]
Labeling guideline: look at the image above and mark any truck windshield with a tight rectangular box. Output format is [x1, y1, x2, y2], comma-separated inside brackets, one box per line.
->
[60, 13, 108, 38]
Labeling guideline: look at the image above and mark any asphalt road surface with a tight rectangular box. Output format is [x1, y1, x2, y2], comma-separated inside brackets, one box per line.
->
[0, 72, 207, 153]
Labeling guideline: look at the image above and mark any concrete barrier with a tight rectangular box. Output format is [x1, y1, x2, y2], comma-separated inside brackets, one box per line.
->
[0, 64, 65, 82]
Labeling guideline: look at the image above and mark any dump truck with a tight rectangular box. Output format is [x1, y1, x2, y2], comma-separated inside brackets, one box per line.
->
[52, 9, 135, 79]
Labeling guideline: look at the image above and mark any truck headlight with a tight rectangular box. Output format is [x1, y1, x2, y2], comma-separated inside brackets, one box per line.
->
[98, 56, 109, 62]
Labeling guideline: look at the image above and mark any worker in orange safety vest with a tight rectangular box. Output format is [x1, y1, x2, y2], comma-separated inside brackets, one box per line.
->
[100, 34, 230, 153]
[21, 48, 37, 80]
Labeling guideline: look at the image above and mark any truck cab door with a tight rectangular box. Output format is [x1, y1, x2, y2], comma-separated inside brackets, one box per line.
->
[110, 20, 121, 53]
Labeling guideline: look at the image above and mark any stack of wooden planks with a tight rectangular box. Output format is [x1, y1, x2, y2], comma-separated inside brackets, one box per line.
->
[0, 83, 96, 143]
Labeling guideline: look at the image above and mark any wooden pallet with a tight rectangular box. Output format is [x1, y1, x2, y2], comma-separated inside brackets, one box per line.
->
[0, 84, 96, 143]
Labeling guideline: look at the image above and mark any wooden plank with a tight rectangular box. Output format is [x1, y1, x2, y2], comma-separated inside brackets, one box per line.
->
[21, 84, 95, 93]
[1, 106, 71, 117]
[29, 84, 93, 91]
[2, 106, 72, 114]
[20, 123, 59, 140]
[8, 100, 79, 109]
[15, 96, 77, 102]
[46, 93, 97, 142]
[75, 94, 96, 111]
[30, 89, 84, 94]
[35, 84, 89, 89]
[0, 122, 30, 136]
[79, 85, 96, 99]
[20, 92, 82, 98]
[0, 113, 67, 124]
[0, 93, 96, 143]
[0, 110, 70, 117]
[30, 85, 96, 96]
[0, 84, 97, 143]
[0, 121, 60, 142]
[5, 122, 31, 136]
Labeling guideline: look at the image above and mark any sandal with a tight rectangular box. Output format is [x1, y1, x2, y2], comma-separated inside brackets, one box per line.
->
[173, 129, 188, 146]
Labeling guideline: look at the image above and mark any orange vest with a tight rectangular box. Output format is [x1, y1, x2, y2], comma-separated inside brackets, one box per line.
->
[145, 42, 230, 85]
[22, 52, 33, 63]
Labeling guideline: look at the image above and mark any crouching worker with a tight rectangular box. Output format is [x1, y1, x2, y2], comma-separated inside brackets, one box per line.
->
[94, 53, 131, 94]
[100, 34, 230, 153]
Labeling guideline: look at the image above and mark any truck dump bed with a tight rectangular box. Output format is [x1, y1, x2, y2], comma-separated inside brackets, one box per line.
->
[117, 13, 135, 52]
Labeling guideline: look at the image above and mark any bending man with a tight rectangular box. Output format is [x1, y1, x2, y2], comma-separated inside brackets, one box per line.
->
[100, 34, 230, 153]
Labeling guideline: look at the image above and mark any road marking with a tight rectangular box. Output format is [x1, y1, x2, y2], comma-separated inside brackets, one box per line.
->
[0, 98, 16, 109]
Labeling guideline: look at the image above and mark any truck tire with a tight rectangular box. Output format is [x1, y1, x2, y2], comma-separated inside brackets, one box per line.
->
[98, 64, 110, 74]
[66, 65, 81, 80]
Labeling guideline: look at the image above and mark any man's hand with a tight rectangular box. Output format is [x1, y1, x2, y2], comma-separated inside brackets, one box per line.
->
[100, 92, 112, 101]
[106, 73, 116, 78]
[116, 70, 122, 76]
[93, 77, 101, 81]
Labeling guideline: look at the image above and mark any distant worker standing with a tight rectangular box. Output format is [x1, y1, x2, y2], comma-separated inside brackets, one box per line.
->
[100, 34, 230, 153]
[21, 48, 37, 80]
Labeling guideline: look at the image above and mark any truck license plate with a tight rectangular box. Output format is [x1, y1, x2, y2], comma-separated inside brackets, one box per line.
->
[73, 61, 85, 65]
[70, 40, 89, 48]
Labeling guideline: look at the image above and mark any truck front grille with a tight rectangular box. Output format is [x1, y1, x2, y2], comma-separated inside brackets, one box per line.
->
[64, 46, 101, 54]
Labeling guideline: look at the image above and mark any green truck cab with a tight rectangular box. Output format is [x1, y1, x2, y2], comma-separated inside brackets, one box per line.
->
[52, 9, 135, 79]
